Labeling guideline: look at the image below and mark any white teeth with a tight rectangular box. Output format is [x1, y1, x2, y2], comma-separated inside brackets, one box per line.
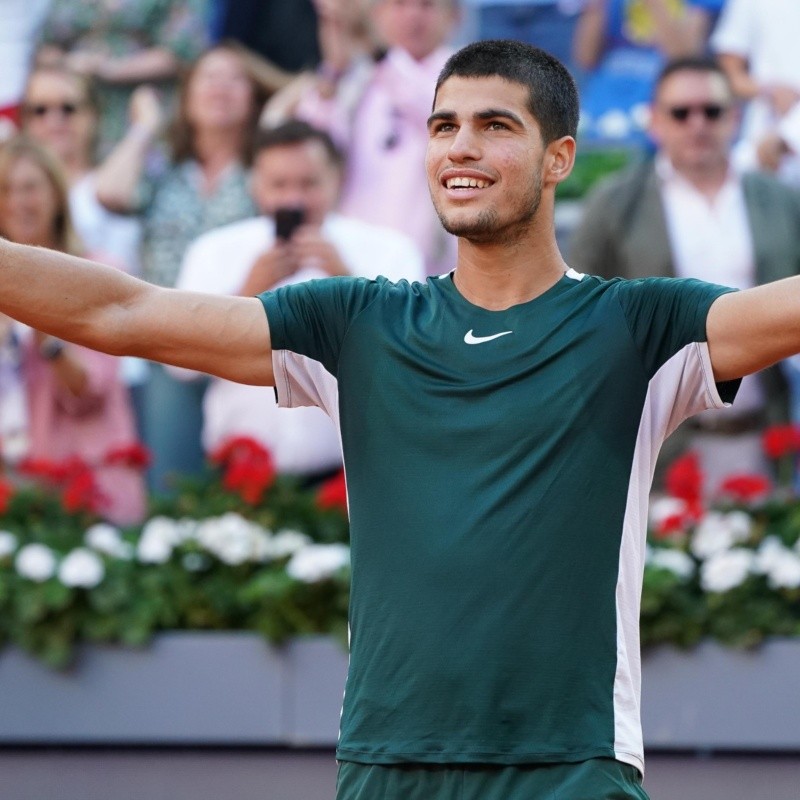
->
[446, 176, 490, 189]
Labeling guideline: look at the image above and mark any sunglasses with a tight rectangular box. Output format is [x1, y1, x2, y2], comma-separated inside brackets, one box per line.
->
[667, 104, 728, 123]
[24, 102, 83, 118]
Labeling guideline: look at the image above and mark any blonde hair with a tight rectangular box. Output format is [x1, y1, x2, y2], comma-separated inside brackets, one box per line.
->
[0, 135, 84, 255]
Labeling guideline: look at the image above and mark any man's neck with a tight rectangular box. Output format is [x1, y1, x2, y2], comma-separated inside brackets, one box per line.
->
[452, 216, 568, 311]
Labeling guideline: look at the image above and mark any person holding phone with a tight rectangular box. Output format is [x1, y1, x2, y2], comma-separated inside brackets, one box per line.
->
[170, 120, 424, 477]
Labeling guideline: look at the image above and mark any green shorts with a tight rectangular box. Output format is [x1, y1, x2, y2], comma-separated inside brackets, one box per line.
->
[336, 758, 650, 800]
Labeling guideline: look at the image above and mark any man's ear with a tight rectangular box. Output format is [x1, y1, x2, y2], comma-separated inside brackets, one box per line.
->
[545, 136, 577, 186]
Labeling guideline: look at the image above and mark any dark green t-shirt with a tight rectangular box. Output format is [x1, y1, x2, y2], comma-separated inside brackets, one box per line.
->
[260, 269, 735, 774]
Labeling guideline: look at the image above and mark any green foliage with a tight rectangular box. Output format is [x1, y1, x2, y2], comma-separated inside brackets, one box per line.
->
[0, 464, 350, 668]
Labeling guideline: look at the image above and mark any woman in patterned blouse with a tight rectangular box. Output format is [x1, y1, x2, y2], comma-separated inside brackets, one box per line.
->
[94, 43, 269, 495]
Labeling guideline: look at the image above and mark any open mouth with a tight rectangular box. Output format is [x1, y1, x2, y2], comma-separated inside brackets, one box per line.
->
[443, 176, 493, 190]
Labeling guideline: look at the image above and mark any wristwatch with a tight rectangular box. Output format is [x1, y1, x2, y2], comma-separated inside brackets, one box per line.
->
[39, 336, 66, 361]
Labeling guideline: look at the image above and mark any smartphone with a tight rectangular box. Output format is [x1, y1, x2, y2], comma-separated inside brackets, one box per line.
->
[274, 207, 305, 241]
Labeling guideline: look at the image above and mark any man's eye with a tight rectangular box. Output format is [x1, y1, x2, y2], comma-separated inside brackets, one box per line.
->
[432, 122, 455, 133]
[488, 121, 509, 130]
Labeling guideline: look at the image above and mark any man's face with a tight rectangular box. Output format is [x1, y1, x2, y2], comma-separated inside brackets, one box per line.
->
[372, 0, 457, 62]
[251, 140, 340, 227]
[649, 70, 738, 174]
[425, 75, 547, 245]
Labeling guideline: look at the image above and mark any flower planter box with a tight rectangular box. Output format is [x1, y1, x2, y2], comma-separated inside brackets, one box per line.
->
[0, 633, 348, 745]
[1, 634, 798, 750]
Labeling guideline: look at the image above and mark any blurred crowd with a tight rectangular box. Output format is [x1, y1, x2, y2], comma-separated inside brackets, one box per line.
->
[1, 0, 799, 523]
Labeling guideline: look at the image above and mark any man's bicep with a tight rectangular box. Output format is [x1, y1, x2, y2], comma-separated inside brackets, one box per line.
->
[707, 278, 800, 382]
[126, 290, 275, 386]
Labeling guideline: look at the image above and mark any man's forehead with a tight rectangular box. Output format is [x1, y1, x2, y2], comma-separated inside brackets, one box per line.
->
[657, 70, 731, 102]
[433, 75, 530, 114]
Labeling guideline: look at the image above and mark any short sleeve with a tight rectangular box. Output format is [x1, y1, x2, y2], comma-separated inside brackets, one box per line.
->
[259, 276, 384, 378]
[613, 277, 735, 379]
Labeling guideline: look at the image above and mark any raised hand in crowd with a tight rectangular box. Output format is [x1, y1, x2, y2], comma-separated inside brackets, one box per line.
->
[94, 85, 162, 214]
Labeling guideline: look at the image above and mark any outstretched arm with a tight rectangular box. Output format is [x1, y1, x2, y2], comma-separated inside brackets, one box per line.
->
[707, 277, 800, 381]
[0, 240, 274, 386]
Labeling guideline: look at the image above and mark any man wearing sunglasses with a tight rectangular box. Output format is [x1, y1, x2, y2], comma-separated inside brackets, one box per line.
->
[570, 55, 800, 494]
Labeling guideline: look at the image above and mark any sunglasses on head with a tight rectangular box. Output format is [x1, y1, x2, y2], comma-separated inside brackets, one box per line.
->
[25, 102, 82, 118]
[667, 103, 728, 123]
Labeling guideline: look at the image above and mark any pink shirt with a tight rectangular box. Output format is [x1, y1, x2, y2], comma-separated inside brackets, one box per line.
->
[296, 46, 458, 276]
[23, 339, 146, 527]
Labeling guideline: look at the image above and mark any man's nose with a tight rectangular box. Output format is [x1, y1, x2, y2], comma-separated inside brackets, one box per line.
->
[447, 126, 481, 161]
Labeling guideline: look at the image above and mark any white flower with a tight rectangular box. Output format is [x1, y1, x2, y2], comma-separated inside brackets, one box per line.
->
[15, 543, 57, 582]
[85, 523, 133, 560]
[269, 529, 312, 559]
[196, 513, 267, 565]
[58, 548, 105, 588]
[755, 537, 800, 589]
[0, 530, 18, 558]
[700, 548, 754, 593]
[690, 512, 752, 559]
[137, 516, 182, 564]
[287, 543, 350, 583]
[647, 547, 695, 580]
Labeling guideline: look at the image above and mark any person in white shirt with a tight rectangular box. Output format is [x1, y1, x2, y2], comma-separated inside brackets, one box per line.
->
[712, 0, 800, 184]
[174, 120, 424, 478]
[569, 56, 800, 494]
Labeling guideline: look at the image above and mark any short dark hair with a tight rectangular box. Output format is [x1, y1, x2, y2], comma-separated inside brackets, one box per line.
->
[434, 40, 579, 143]
[654, 56, 733, 100]
[255, 120, 344, 168]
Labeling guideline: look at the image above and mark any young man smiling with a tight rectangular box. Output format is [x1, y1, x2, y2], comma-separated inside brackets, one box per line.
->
[1, 39, 800, 800]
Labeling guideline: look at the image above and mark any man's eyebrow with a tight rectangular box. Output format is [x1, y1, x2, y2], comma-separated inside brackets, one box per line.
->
[427, 110, 455, 128]
[426, 108, 526, 128]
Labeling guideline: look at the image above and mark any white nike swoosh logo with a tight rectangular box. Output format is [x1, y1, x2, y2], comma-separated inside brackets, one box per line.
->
[464, 329, 513, 345]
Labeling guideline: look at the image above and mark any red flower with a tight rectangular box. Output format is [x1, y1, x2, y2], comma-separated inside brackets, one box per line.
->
[0, 479, 14, 514]
[316, 470, 348, 513]
[762, 425, 800, 459]
[17, 457, 63, 483]
[653, 503, 701, 540]
[718, 473, 772, 504]
[665, 452, 704, 505]
[103, 443, 151, 469]
[210, 436, 271, 466]
[213, 436, 276, 505]
[61, 468, 106, 515]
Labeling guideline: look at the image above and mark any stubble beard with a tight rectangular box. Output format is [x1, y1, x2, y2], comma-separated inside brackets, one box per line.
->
[433, 169, 544, 246]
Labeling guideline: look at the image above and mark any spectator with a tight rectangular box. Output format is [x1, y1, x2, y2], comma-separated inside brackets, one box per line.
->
[569, 57, 800, 493]
[712, 0, 800, 184]
[0, 313, 29, 465]
[573, 0, 711, 145]
[0, 137, 146, 525]
[0, 0, 52, 141]
[21, 67, 142, 275]
[95, 43, 266, 495]
[469, 1, 586, 73]
[36, 0, 209, 157]
[22, 66, 147, 437]
[284, 0, 461, 276]
[173, 120, 424, 476]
